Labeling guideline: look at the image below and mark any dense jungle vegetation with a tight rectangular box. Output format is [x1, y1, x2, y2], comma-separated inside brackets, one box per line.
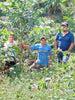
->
[0, 0, 75, 100]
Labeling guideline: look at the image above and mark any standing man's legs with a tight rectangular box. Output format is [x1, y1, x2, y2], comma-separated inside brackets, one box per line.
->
[62, 54, 70, 64]
[57, 52, 63, 63]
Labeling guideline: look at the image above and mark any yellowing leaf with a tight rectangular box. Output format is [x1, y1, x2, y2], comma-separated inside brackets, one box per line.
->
[73, 94, 75, 96]
[61, 0, 67, 2]
[58, 68, 63, 70]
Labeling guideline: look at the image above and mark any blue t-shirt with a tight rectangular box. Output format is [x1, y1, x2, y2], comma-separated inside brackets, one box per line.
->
[55, 31, 74, 51]
[30, 43, 52, 66]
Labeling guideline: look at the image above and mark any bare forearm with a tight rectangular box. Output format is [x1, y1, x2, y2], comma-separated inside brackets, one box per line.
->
[27, 59, 36, 62]
[22, 44, 30, 50]
[22, 50, 29, 56]
[4, 47, 8, 51]
[19, 43, 30, 50]
[54, 40, 58, 50]
[49, 54, 52, 61]
[68, 43, 74, 52]
[48, 53, 52, 65]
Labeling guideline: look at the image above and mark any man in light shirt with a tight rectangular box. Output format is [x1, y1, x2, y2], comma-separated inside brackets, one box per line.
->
[4, 34, 17, 68]
[4, 34, 17, 50]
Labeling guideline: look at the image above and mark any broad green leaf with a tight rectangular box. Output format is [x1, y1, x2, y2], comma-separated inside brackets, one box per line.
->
[63, 16, 75, 21]
[68, 80, 73, 88]
[43, 83, 48, 89]
[36, 12, 40, 15]
[13, 45, 20, 52]
[0, 3, 3, 7]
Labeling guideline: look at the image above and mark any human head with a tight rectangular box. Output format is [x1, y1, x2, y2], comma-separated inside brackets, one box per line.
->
[8, 34, 14, 43]
[40, 36, 46, 46]
[40, 36, 46, 41]
[61, 22, 69, 32]
[61, 22, 68, 27]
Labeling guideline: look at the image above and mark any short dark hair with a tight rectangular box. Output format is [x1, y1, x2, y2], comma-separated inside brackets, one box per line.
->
[10, 34, 14, 37]
[40, 36, 46, 40]
[61, 22, 68, 26]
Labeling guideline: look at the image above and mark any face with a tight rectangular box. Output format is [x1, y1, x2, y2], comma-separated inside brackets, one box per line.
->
[40, 39, 46, 46]
[61, 25, 69, 32]
[8, 35, 14, 42]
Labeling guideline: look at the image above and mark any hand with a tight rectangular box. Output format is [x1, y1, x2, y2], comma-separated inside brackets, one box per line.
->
[55, 49, 62, 55]
[56, 51, 58, 54]
[27, 59, 36, 63]
[22, 51, 28, 57]
[18, 55, 22, 59]
[4, 47, 8, 51]
[19, 43, 24, 47]
[48, 61, 51, 65]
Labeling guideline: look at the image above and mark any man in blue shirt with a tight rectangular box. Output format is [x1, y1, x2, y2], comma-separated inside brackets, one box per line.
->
[54, 22, 74, 63]
[20, 36, 52, 71]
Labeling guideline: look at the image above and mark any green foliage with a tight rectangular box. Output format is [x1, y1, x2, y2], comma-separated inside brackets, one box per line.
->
[0, 0, 75, 100]
[13, 45, 20, 53]
[54, 49, 70, 56]
[0, 0, 6, 2]
[0, 54, 75, 99]
[0, 0, 41, 44]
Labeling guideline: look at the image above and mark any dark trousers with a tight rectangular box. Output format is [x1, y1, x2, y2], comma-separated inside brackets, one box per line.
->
[57, 52, 70, 63]
[5, 61, 16, 69]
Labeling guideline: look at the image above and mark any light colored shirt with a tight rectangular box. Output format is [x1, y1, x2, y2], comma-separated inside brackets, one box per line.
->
[4, 41, 17, 50]
[4, 41, 17, 61]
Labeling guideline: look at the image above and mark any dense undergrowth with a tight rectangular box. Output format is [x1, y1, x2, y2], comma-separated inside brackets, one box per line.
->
[0, 0, 75, 100]
[0, 51, 75, 100]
